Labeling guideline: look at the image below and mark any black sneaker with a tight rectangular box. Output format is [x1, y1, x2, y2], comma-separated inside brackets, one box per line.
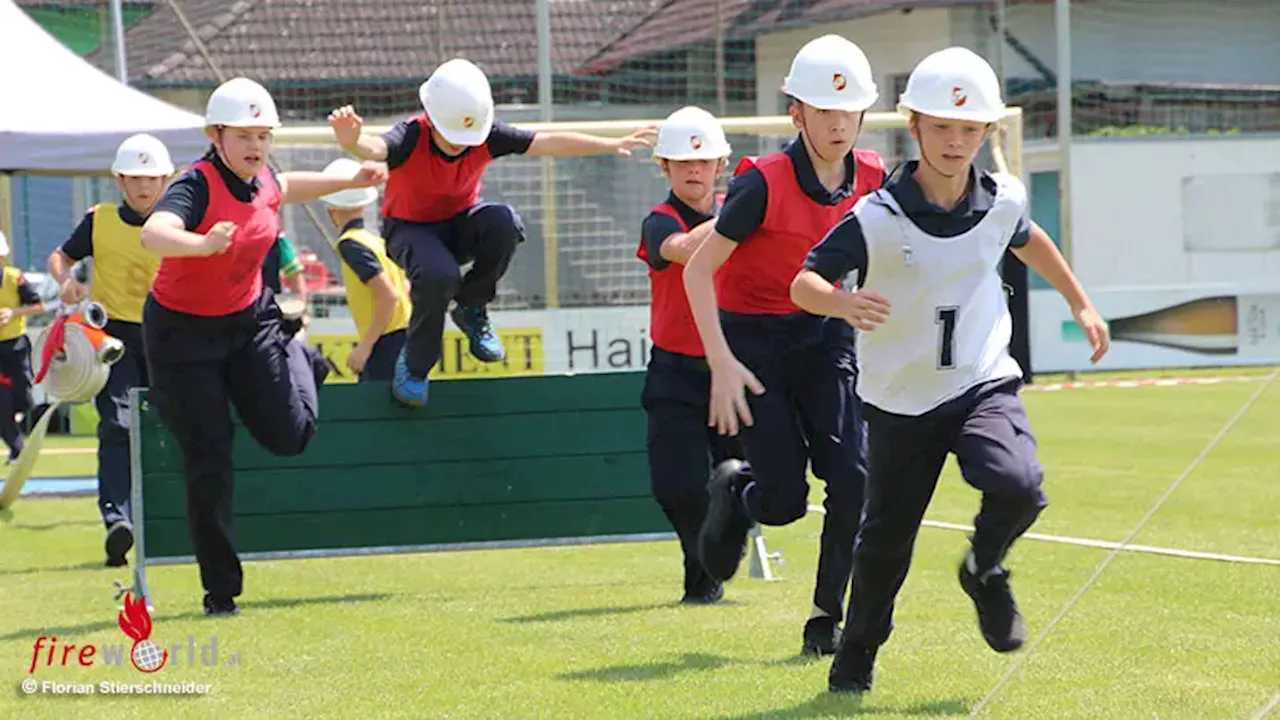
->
[680, 580, 724, 605]
[959, 559, 1026, 652]
[203, 594, 240, 617]
[104, 521, 134, 567]
[802, 615, 842, 657]
[828, 641, 876, 693]
[697, 460, 754, 582]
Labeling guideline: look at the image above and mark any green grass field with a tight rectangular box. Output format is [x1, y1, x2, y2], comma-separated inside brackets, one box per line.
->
[2, 371, 1278, 719]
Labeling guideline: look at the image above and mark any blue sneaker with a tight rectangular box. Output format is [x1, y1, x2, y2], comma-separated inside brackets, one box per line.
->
[392, 348, 429, 407]
[450, 303, 505, 363]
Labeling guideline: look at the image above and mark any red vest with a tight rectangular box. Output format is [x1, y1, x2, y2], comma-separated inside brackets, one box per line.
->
[382, 113, 492, 223]
[715, 149, 884, 315]
[151, 160, 281, 317]
[637, 202, 706, 357]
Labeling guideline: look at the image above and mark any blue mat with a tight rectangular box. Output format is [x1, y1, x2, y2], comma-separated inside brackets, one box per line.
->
[11, 476, 96, 496]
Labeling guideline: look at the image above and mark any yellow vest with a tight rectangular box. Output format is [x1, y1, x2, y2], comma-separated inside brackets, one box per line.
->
[338, 227, 412, 337]
[0, 266, 28, 341]
[90, 203, 162, 323]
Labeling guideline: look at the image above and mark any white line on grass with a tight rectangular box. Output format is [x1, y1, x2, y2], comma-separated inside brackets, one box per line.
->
[968, 369, 1279, 718]
[801, 508, 1280, 567]
[1252, 693, 1280, 720]
[921, 520, 1280, 567]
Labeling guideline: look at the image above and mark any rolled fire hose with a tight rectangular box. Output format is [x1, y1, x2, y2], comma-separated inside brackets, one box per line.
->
[0, 300, 124, 509]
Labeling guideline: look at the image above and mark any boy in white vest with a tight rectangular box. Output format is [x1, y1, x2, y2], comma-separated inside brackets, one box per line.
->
[790, 47, 1110, 693]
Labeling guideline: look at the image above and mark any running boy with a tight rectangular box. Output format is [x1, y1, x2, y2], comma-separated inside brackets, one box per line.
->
[319, 157, 412, 382]
[328, 57, 656, 407]
[141, 77, 386, 615]
[639, 106, 743, 604]
[47, 133, 171, 566]
[682, 34, 885, 655]
[789, 47, 1110, 692]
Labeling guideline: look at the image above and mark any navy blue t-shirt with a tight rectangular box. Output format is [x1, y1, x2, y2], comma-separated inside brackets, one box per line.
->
[715, 135, 862, 243]
[60, 203, 148, 261]
[335, 219, 384, 284]
[154, 149, 278, 231]
[382, 119, 535, 171]
[804, 161, 1031, 286]
[639, 192, 718, 271]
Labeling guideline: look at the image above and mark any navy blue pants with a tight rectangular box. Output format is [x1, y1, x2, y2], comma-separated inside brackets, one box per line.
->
[844, 377, 1048, 648]
[383, 203, 524, 377]
[643, 347, 744, 596]
[96, 320, 146, 529]
[359, 329, 407, 382]
[722, 311, 867, 619]
[142, 287, 329, 602]
[0, 335, 32, 460]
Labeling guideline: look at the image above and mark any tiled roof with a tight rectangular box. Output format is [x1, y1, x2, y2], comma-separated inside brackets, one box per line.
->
[50, 0, 661, 85]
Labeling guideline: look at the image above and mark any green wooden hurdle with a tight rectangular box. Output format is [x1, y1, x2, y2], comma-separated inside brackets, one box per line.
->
[125, 372, 780, 605]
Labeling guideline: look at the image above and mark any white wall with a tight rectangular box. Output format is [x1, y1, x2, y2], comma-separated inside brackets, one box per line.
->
[1068, 135, 1280, 289]
[1003, 0, 1280, 85]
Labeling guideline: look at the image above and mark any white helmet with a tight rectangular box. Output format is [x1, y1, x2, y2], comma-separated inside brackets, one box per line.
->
[318, 158, 378, 209]
[419, 58, 494, 147]
[205, 77, 281, 128]
[111, 133, 175, 176]
[898, 47, 1006, 123]
[654, 106, 732, 161]
[781, 35, 878, 112]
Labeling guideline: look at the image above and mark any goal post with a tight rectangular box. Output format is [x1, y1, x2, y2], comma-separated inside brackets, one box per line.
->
[269, 108, 1026, 315]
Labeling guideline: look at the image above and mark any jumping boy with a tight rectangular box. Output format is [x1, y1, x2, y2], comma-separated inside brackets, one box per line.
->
[47, 132, 172, 566]
[639, 106, 743, 604]
[682, 34, 885, 655]
[319, 157, 412, 382]
[789, 47, 1110, 692]
[328, 57, 656, 407]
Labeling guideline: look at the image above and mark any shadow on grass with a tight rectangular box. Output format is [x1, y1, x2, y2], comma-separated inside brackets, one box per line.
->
[557, 652, 734, 683]
[0, 592, 393, 642]
[0, 517, 100, 531]
[714, 693, 971, 719]
[500, 601, 676, 624]
[0, 560, 108, 578]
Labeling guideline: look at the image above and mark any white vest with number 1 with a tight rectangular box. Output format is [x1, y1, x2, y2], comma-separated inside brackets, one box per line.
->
[854, 172, 1027, 416]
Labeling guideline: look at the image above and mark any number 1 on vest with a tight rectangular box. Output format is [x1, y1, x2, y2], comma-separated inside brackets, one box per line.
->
[936, 306, 959, 370]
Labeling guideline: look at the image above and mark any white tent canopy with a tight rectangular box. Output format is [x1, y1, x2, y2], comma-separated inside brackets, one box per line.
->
[0, 0, 208, 173]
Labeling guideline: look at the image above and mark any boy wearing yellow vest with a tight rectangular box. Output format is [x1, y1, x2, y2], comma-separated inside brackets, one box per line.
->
[47, 133, 171, 567]
[319, 158, 411, 381]
[0, 230, 48, 465]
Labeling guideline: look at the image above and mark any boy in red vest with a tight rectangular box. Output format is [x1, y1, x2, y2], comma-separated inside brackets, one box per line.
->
[639, 106, 744, 604]
[682, 35, 885, 655]
[329, 59, 656, 407]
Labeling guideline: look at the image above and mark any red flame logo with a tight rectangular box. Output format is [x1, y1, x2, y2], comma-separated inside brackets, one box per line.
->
[832, 73, 847, 91]
[951, 87, 968, 107]
[249, 103, 262, 118]
[690, 135, 703, 150]
[118, 592, 168, 673]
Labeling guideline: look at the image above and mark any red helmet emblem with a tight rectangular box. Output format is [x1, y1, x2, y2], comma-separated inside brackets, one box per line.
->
[951, 87, 968, 107]
[832, 73, 847, 91]
[249, 103, 262, 118]
[690, 135, 703, 150]
[139, 152, 151, 165]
